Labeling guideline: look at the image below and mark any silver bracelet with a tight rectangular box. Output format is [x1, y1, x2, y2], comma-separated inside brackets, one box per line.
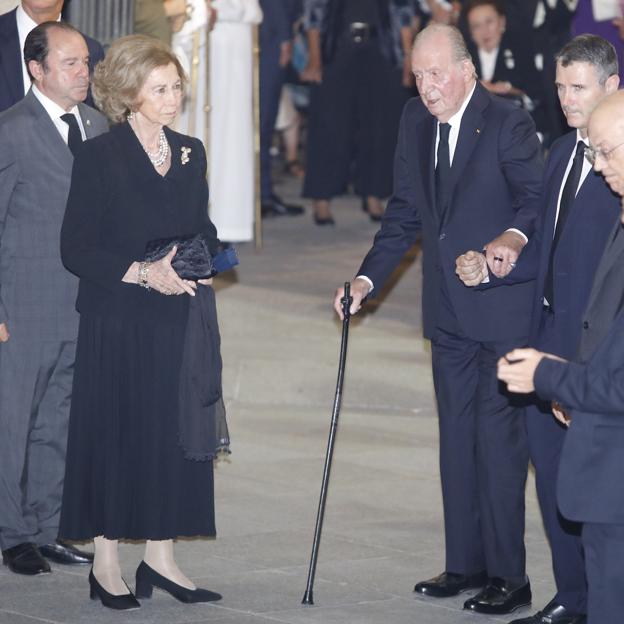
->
[138, 262, 150, 290]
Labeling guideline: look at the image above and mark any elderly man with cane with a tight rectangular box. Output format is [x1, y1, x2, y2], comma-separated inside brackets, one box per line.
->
[335, 22, 543, 616]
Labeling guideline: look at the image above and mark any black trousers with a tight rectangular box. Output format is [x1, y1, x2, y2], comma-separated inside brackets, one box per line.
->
[303, 39, 408, 200]
[430, 290, 529, 578]
[527, 310, 586, 613]
[583, 522, 624, 624]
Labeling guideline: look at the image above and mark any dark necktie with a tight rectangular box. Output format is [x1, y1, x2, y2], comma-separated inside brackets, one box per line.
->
[60, 112, 82, 156]
[543, 140, 586, 308]
[435, 122, 451, 221]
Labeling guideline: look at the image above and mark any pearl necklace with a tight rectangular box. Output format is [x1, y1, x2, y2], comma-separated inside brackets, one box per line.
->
[143, 128, 169, 168]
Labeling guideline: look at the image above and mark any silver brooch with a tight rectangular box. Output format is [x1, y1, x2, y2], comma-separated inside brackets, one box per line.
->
[504, 49, 515, 70]
[181, 146, 192, 165]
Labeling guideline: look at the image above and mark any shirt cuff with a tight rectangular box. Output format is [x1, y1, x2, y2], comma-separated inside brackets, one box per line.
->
[355, 275, 374, 293]
[506, 228, 528, 243]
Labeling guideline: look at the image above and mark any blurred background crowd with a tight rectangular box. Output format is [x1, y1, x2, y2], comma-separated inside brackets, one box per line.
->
[2, 0, 624, 235]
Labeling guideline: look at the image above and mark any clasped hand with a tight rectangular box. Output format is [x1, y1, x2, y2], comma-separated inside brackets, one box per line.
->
[456, 230, 526, 286]
[125, 247, 213, 296]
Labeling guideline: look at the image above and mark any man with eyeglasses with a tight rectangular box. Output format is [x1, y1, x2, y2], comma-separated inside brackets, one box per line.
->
[495, 88, 624, 624]
[456, 34, 621, 624]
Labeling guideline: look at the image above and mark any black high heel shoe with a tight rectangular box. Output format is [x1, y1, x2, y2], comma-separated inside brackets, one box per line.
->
[361, 197, 383, 222]
[135, 561, 222, 603]
[88, 569, 140, 610]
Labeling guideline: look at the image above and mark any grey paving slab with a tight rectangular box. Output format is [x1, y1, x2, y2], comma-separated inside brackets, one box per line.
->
[0, 178, 557, 623]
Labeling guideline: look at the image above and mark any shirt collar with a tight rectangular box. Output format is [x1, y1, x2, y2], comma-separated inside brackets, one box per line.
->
[16, 3, 61, 35]
[31, 84, 80, 122]
[479, 47, 499, 60]
[446, 81, 477, 130]
[16, 4, 38, 41]
[576, 129, 589, 147]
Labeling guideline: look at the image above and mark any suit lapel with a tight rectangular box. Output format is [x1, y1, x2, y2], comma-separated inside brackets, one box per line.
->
[0, 10, 24, 106]
[442, 86, 486, 227]
[24, 91, 73, 169]
[78, 103, 103, 139]
[544, 135, 575, 238]
[585, 220, 624, 315]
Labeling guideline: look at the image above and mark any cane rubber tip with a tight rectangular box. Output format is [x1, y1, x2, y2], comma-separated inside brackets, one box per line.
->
[302, 591, 314, 605]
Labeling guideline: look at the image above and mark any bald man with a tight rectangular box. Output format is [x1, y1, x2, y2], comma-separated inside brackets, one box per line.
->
[497, 90, 624, 624]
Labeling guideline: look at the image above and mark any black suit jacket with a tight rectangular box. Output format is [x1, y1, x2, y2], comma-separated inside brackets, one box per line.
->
[479, 131, 621, 357]
[0, 8, 104, 113]
[534, 204, 624, 524]
[358, 82, 543, 341]
[534, 298, 624, 524]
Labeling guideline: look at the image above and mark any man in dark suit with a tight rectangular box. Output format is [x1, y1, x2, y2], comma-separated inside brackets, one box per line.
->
[497, 90, 624, 624]
[258, 0, 304, 218]
[334, 22, 543, 615]
[456, 35, 621, 624]
[0, 0, 103, 113]
[0, 21, 108, 575]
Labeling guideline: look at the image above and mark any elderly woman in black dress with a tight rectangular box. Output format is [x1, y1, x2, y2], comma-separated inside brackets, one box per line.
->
[59, 35, 226, 610]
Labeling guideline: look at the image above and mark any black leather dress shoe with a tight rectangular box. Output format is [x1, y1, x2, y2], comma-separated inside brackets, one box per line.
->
[508, 599, 586, 624]
[313, 214, 335, 226]
[2, 542, 51, 575]
[135, 561, 221, 603]
[40, 540, 93, 565]
[414, 570, 487, 598]
[261, 194, 304, 217]
[464, 577, 532, 614]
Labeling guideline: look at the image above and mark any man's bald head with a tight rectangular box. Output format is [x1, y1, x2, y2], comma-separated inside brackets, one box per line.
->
[588, 90, 624, 202]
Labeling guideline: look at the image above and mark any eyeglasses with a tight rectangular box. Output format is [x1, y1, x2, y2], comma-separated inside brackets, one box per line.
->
[585, 140, 624, 166]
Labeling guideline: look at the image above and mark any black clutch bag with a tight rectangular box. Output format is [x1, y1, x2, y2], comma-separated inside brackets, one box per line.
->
[144, 233, 239, 280]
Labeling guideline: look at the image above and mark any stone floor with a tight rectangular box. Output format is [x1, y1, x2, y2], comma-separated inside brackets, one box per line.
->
[0, 175, 553, 623]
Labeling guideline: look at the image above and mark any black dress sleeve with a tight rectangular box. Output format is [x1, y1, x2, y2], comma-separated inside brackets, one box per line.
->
[61, 142, 135, 292]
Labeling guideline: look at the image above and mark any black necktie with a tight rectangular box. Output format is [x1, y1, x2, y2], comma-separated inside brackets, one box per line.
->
[435, 122, 451, 220]
[60, 112, 82, 156]
[543, 140, 586, 308]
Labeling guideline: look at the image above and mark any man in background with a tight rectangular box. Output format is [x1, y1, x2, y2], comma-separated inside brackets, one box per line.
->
[0, 0, 104, 112]
[0, 21, 107, 574]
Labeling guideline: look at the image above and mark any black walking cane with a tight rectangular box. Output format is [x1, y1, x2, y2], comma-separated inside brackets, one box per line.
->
[302, 282, 353, 606]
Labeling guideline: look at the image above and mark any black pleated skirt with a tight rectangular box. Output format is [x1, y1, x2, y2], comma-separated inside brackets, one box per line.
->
[59, 314, 216, 541]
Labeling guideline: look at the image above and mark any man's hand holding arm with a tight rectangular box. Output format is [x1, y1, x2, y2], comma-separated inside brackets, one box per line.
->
[484, 229, 526, 278]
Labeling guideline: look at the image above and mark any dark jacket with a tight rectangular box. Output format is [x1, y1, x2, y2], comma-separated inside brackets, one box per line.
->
[477, 131, 621, 357]
[61, 123, 219, 324]
[358, 82, 544, 341]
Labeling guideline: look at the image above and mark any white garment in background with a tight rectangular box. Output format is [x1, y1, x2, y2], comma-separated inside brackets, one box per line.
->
[205, 0, 262, 242]
[172, 0, 210, 144]
[591, 0, 622, 20]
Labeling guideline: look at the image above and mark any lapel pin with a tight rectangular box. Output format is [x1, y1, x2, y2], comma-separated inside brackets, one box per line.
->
[476, 128, 481, 134]
[181, 146, 192, 165]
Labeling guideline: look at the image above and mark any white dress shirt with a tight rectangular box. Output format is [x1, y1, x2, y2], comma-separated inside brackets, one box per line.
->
[16, 4, 61, 96]
[31, 84, 87, 144]
[478, 47, 499, 83]
[552, 130, 591, 231]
